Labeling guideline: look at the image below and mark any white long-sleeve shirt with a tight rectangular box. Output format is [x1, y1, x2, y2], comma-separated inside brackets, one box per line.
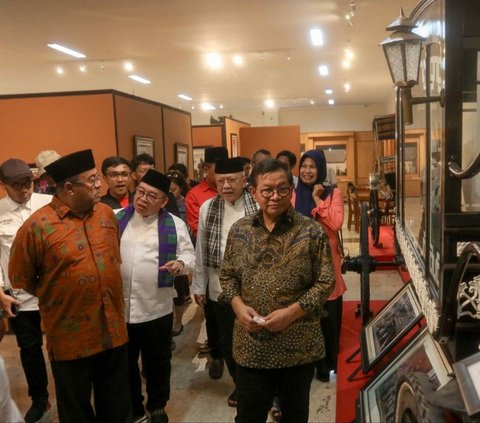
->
[121, 211, 195, 324]
[0, 193, 52, 311]
[192, 195, 255, 301]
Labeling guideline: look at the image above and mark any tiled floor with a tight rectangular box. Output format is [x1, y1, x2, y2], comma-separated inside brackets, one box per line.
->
[0, 206, 405, 422]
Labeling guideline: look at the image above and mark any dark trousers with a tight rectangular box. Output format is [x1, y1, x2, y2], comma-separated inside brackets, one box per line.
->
[235, 363, 315, 423]
[127, 314, 173, 417]
[205, 297, 222, 359]
[50, 344, 132, 423]
[317, 296, 343, 375]
[9, 310, 49, 403]
[212, 300, 236, 381]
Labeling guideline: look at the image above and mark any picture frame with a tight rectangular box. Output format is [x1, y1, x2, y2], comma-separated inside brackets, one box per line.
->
[453, 350, 480, 416]
[175, 142, 189, 168]
[359, 327, 452, 423]
[230, 133, 238, 157]
[361, 281, 423, 372]
[134, 136, 155, 157]
[193, 145, 212, 181]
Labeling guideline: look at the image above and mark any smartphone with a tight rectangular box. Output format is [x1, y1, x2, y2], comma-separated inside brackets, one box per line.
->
[3, 289, 19, 315]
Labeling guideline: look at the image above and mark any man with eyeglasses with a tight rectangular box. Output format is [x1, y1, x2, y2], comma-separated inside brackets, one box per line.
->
[116, 168, 195, 423]
[100, 156, 134, 211]
[0, 158, 52, 423]
[219, 159, 335, 423]
[192, 157, 257, 405]
[9, 149, 132, 423]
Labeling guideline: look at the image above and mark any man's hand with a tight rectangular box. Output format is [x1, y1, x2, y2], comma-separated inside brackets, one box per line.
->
[260, 303, 305, 332]
[0, 291, 20, 318]
[231, 297, 262, 333]
[194, 294, 206, 307]
[159, 260, 184, 275]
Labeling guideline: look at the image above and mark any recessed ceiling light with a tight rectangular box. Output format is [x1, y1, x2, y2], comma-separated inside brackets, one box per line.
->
[48, 43, 86, 58]
[325, 88, 333, 95]
[232, 55, 244, 66]
[124, 61, 134, 72]
[177, 94, 192, 101]
[219, 104, 224, 109]
[310, 100, 315, 105]
[79, 64, 87, 72]
[56, 66, 64, 75]
[201, 102, 216, 111]
[345, 47, 354, 60]
[342, 59, 351, 69]
[344, 82, 351, 92]
[328, 99, 335, 105]
[206, 53, 222, 69]
[310, 29, 324, 46]
[128, 74, 151, 84]
[191, 106, 195, 110]
[265, 99, 275, 108]
[318, 65, 329, 76]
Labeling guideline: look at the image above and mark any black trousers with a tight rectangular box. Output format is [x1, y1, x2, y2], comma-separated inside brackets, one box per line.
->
[127, 314, 173, 417]
[205, 297, 222, 359]
[235, 363, 315, 423]
[316, 296, 343, 375]
[212, 300, 236, 381]
[9, 310, 49, 403]
[50, 344, 132, 423]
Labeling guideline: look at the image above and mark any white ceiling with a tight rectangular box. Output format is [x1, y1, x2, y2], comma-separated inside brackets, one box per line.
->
[0, 0, 419, 112]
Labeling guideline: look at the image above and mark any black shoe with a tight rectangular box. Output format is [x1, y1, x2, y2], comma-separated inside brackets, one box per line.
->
[24, 400, 51, 423]
[172, 324, 184, 337]
[133, 415, 148, 423]
[150, 408, 169, 423]
[209, 358, 224, 379]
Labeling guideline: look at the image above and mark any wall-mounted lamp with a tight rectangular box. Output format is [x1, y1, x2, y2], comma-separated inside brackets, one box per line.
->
[380, 8, 444, 125]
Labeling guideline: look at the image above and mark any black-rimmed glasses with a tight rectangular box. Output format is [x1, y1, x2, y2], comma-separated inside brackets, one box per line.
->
[259, 186, 292, 199]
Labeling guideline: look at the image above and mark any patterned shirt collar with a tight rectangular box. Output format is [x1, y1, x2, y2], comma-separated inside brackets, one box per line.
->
[252, 205, 295, 231]
[51, 196, 95, 219]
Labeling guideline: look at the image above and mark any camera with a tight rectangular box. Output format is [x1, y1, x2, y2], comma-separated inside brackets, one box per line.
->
[3, 289, 19, 315]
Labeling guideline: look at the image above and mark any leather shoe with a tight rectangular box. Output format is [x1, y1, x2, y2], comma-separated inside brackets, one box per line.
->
[209, 358, 224, 379]
[150, 408, 169, 423]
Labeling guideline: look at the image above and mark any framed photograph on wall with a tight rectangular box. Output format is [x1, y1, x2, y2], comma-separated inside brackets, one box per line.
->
[230, 133, 238, 157]
[453, 350, 480, 416]
[175, 143, 189, 168]
[359, 327, 452, 423]
[361, 282, 423, 372]
[193, 145, 212, 181]
[134, 136, 155, 157]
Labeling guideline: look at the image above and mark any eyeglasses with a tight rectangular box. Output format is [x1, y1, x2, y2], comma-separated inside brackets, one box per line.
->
[135, 188, 164, 203]
[10, 178, 34, 191]
[217, 177, 243, 186]
[70, 174, 102, 188]
[259, 186, 292, 199]
[106, 171, 131, 179]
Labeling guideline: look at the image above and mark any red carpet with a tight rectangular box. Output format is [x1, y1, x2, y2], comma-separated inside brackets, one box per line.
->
[336, 300, 387, 423]
[369, 225, 395, 262]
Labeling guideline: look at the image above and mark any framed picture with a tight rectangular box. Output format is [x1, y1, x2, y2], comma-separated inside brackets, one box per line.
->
[175, 143, 189, 168]
[193, 145, 212, 181]
[453, 350, 480, 416]
[359, 327, 452, 423]
[230, 133, 238, 157]
[361, 282, 423, 372]
[134, 136, 155, 157]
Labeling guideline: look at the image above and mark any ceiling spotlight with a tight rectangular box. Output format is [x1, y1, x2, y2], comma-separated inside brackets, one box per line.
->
[265, 99, 275, 108]
[56, 66, 64, 75]
[325, 88, 333, 95]
[177, 94, 192, 101]
[79, 64, 87, 72]
[260, 52, 264, 62]
[232, 55, 244, 66]
[191, 105, 195, 110]
[219, 104, 224, 109]
[342, 59, 352, 69]
[124, 61, 134, 72]
[318, 65, 329, 76]
[128, 74, 151, 84]
[345, 47, 354, 60]
[310, 100, 315, 105]
[206, 53, 222, 69]
[310, 28, 324, 46]
[328, 99, 335, 105]
[201, 102, 216, 111]
[344, 81, 351, 92]
[287, 53, 291, 61]
[48, 43, 86, 58]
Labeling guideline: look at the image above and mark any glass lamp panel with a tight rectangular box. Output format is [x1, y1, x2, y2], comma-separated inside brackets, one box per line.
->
[384, 43, 406, 85]
[405, 41, 423, 83]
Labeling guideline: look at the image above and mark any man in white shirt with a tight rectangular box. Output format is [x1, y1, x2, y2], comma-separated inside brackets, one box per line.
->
[0, 158, 52, 423]
[192, 157, 258, 407]
[117, 168, 195, 423]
